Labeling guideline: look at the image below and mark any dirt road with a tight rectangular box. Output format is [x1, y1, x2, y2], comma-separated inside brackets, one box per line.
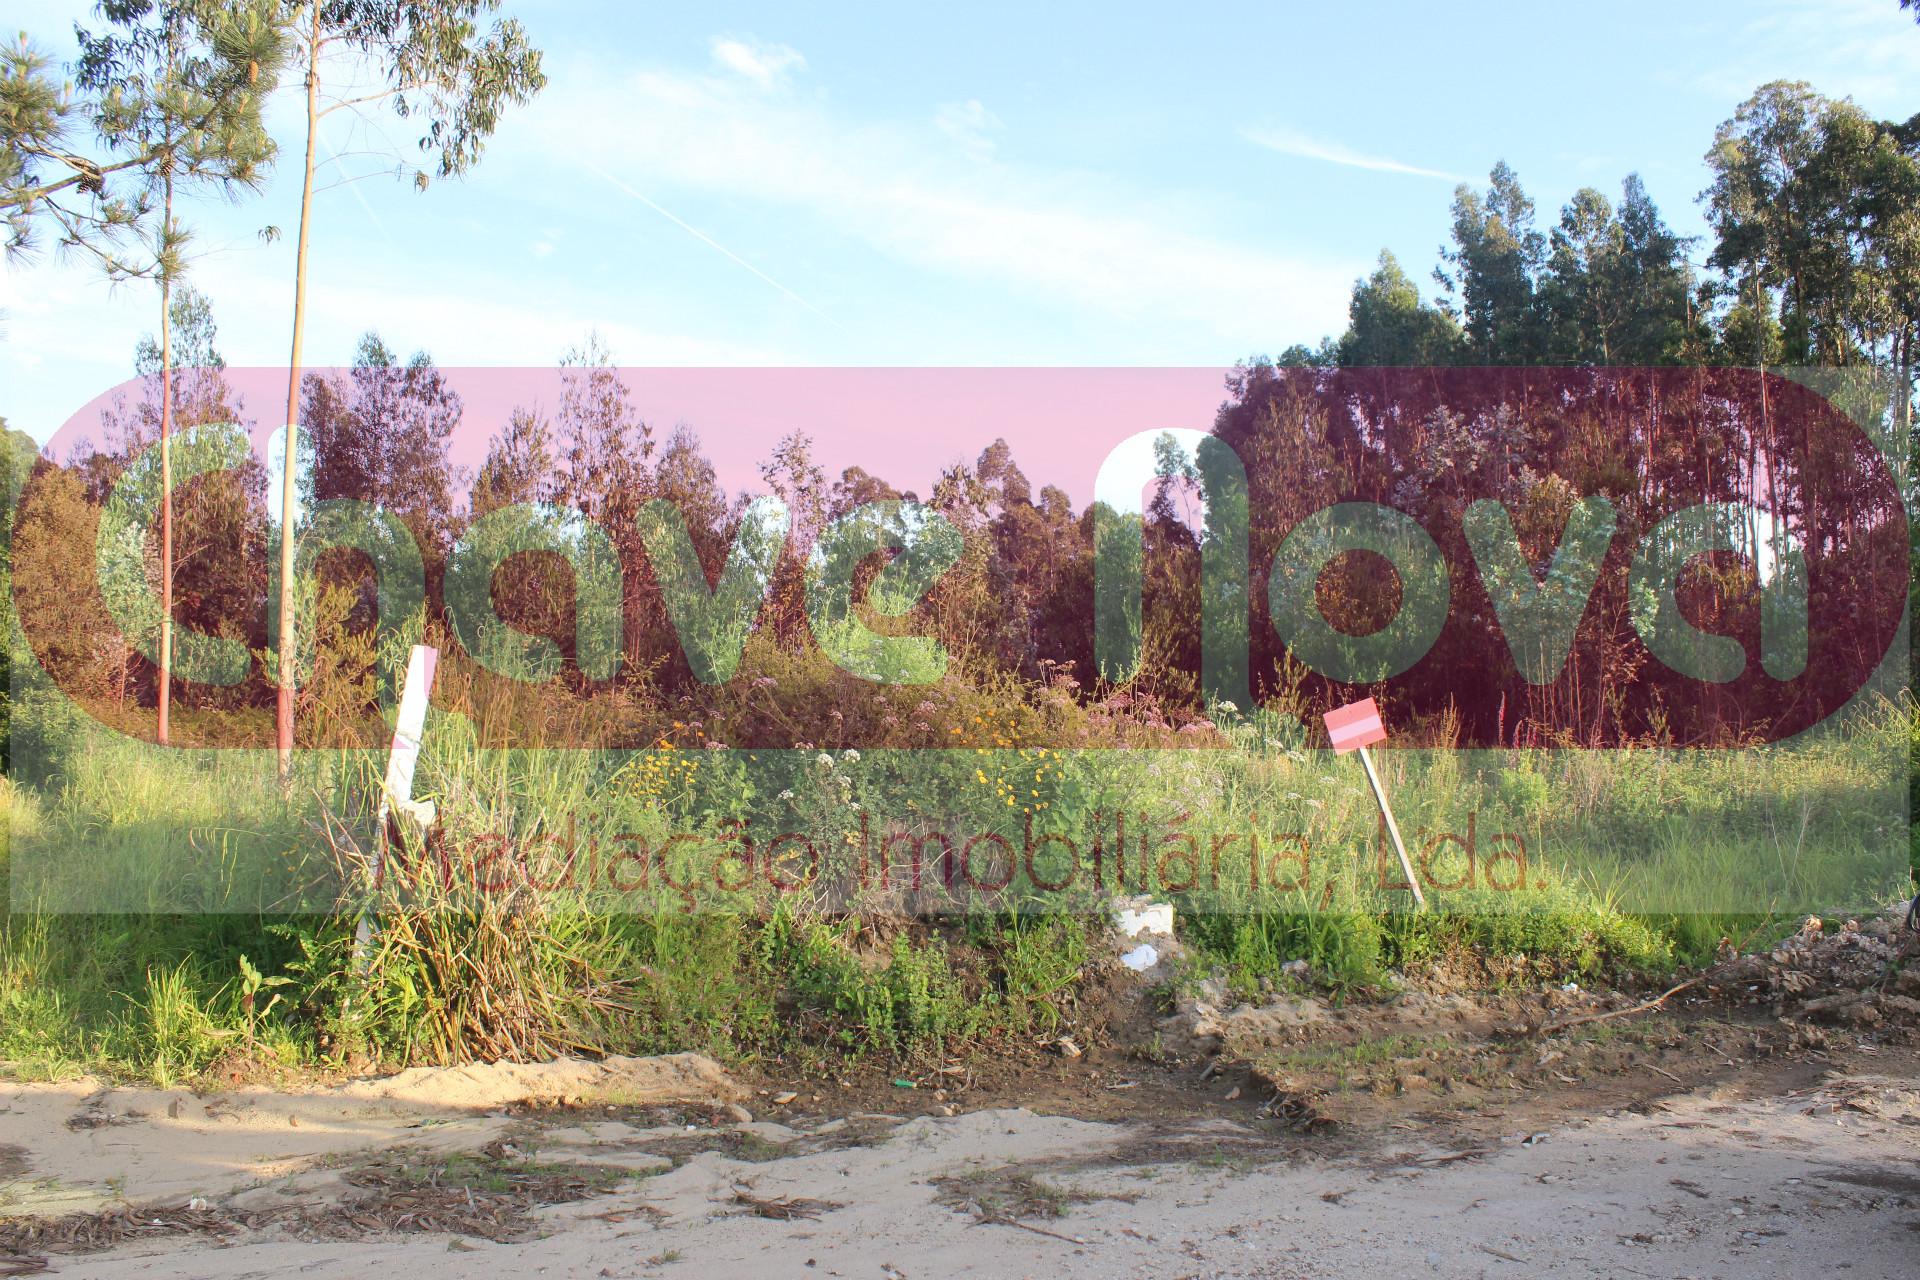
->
[4, 1043, 1916, 1279]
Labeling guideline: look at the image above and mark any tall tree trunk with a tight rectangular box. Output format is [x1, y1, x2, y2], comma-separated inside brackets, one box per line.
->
[1901, 323, 1914, 483]
[1756, 272, 1775, 575]
[277, 5, 320, 781]
[157, 172, 174, 746]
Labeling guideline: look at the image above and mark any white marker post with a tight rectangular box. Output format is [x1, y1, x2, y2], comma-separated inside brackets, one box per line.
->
[1324, 697, 1425, 910]
[354, 644, 439, 964]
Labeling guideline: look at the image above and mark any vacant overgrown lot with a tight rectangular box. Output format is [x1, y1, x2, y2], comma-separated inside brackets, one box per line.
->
[2, 632, 1908, 1084]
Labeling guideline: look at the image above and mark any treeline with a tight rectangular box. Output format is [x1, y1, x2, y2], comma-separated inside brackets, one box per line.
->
[1289, 84, 1918, 380]
[6, 81, 1918, 752]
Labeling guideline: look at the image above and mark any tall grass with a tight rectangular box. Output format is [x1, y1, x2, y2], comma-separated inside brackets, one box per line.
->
[1, 642, 1908, 1078]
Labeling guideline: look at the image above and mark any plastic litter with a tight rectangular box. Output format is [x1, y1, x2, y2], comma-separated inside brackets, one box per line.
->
[1115, 902, 1174, 938]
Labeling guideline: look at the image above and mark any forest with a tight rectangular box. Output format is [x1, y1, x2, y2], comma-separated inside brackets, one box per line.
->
[8, 85, 1917, 752]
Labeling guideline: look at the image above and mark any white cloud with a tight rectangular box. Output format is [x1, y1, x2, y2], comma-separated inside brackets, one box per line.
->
[1689, 0, 1920, 114]
[935, 99, 1003, 160]
[709, 36, 806, 88]
[512, 64, 1355, 349]
[1242, 127, 1467, 183]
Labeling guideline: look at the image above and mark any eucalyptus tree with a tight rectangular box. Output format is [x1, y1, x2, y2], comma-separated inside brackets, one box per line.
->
[1539, 176, 1697, 366]
[1707, 83, 1920, 398]
[1336, 251, 1463, 367]
[75, 0, 283, 745]
[1705, 83, 1838, 367]
[1436, 162, 1548, 365]
[269, 0, 545, 776]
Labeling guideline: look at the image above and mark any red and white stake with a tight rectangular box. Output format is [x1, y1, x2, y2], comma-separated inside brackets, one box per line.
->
[1324, 697, 1425, 910]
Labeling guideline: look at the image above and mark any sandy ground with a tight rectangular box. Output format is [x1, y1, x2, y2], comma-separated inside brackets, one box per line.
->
[3, 1047, 1917, 1280]
[0, 1053, 738, 1218]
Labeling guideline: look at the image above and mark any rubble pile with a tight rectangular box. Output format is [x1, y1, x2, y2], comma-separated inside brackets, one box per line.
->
[1710, 913, 1920, 1032]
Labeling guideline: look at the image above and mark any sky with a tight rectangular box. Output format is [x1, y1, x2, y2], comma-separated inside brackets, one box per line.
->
[4, 0, 1919, 452]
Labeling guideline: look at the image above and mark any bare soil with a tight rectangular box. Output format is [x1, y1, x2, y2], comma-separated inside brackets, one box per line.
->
[2, 915, 1916, 1278]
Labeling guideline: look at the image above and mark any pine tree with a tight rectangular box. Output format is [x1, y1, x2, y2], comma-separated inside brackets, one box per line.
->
[75, 1, 283, 744]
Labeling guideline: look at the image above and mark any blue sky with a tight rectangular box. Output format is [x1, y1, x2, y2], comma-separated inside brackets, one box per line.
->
[5, 0, 1919, 445]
